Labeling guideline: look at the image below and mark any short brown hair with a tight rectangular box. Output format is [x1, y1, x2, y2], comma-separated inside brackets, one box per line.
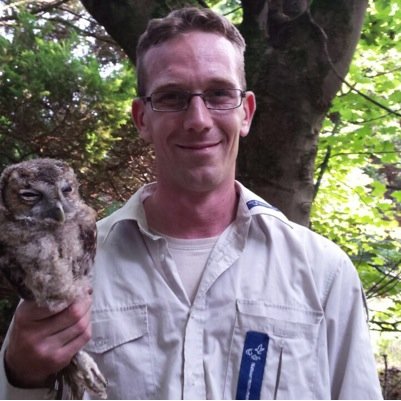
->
[136, 7, 246, 96]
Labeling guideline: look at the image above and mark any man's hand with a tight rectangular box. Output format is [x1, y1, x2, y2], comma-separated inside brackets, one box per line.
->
[4, 293, 92, 389]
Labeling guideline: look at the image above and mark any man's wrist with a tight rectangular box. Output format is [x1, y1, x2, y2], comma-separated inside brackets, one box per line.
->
[4, 349, 55, 389]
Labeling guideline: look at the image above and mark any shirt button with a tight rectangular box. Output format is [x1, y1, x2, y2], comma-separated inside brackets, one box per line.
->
[95, 337, 107, 347]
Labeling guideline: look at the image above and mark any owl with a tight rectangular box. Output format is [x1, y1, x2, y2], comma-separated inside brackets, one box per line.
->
[0, 158, 107, 399]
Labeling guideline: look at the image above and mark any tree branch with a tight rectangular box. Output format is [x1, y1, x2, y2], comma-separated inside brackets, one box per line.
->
[44, 15, 116, 45]
[313, 145, 331, 199]
[366, 260, 401, 298]
[196, 0, 209, 8]
[370, 320, 401, 332]
[330, 151, 401, 158]
[223, 6, 242, 17]
[0, 0, 70, 21]
[307, 9, 401, 118]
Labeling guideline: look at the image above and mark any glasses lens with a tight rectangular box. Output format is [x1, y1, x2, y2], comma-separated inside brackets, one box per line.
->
[149, 89, 244, 111]
[151, 91, 187, 111]
[205, 89, 242, 110]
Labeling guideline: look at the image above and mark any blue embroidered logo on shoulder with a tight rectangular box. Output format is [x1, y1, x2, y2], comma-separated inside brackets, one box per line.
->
[246, 199, 279, 211]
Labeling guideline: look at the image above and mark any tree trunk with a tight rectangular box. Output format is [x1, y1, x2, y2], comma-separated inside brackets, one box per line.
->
[237, 0, 368, 225]
[80, 0, 205, 63]
[80, 0, 368, 226]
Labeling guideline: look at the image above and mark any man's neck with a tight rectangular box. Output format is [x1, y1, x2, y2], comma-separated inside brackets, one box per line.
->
[143, 182, 239, 239]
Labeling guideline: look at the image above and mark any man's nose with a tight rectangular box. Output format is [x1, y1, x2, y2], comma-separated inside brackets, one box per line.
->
[187, 93, 207, 105]
[183, 95, 213, 133]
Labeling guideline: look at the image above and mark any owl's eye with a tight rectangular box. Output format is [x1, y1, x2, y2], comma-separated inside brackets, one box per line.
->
[62, 185, 73, 195]
[19, 189, 42, 203]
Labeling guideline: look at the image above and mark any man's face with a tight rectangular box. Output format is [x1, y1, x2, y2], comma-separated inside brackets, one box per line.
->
[132, 31, 256, 194]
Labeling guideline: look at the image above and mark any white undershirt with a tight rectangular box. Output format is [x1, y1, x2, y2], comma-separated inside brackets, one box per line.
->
[161, 234, 219, 303]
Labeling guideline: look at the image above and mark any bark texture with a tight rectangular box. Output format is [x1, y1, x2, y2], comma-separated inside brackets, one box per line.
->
[80, 0, 368, 226]
[80, 0, 205, 63]
[237, 0, 368, 225]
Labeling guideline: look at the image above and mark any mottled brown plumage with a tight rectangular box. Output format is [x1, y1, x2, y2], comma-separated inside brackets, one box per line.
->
[0, 158, 107, 399]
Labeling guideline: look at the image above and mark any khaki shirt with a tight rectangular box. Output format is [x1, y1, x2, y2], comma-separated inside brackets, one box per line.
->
[0, 182, 382, 399]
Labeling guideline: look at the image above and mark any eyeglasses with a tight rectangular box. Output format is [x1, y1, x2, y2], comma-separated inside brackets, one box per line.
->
[142, 89, 246, 112]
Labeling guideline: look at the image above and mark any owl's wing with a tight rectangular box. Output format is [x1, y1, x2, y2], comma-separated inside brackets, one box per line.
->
[80, 221, 97, 261]
[0, 240, 34, 300]
[76, 207, 97, 278]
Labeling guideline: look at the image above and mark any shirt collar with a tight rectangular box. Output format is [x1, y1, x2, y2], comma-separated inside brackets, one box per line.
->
[236, 181, 293, 228]
[99, 182, 156, 243]
[99, 181, 292, 243]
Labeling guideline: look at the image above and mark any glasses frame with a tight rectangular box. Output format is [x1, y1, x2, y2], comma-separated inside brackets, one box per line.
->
[142, 89, 247, 112]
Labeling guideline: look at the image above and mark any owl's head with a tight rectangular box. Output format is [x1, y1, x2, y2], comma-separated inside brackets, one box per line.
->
[0, 158, 82, 224]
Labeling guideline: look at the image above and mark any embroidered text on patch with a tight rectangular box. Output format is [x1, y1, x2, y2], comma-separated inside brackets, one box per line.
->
[236, 331, 269, 400]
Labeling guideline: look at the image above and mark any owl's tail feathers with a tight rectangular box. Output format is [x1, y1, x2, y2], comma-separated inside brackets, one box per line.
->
[60, 350, 107, 399]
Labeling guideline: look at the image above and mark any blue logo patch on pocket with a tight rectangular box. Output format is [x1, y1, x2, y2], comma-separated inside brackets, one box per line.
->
[236, 331, 269, 400]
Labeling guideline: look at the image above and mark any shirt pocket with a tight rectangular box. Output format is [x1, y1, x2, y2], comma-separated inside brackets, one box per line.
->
[224, 299, 323, 400]
[85, 304, 155, 399]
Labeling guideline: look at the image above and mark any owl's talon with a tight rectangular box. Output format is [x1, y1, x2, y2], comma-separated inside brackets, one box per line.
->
[68, 350, 108, 399]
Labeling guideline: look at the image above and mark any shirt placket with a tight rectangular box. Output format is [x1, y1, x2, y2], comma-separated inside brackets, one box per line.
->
[147, 232, 206, 398]
[183, 305, 206, 399]
[182, 214, 250, 399]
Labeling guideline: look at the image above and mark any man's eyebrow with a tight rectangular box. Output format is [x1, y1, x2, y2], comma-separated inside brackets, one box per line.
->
[151, 79, 239, 93]
[151, 83, 185, 92]
[206, 79, 238, 88]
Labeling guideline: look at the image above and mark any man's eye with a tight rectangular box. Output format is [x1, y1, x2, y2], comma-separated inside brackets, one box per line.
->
[155, 92, 185, 104]
[207, 89, 237, 103]
[62, 185, 73, 194]
[209, 89, 231, 97]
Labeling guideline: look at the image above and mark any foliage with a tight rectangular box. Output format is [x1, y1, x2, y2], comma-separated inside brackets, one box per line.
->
[311, 1, 401, 332]
[207, 0, 242, 23]
[0, 0, 400, 344]
[0, 6, 155, 216]
[0, 3, 399, 397]
[208, 0, 401, 333]
[0, 3, 155, 341]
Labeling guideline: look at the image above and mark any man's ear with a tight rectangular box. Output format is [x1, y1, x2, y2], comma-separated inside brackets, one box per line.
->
[240, 91, 256, 138]
[132, 98, 152, 143]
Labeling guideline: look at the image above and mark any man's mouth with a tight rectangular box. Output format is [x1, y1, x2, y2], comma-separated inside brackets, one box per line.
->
[177, 141, 220, 150]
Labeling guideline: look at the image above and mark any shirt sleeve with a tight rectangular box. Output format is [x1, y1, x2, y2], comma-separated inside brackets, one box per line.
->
[324, 255, 383, 399]
[0, 320, 56, 400]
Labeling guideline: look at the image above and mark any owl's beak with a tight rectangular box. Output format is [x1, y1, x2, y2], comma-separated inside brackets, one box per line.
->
[46, 203, 65, 223]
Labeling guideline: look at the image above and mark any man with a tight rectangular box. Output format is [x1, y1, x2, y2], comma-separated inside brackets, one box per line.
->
[0, 7, 382, 399]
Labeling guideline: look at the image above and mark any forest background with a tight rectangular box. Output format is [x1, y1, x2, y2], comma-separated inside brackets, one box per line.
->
[0, 0, 400, 397]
